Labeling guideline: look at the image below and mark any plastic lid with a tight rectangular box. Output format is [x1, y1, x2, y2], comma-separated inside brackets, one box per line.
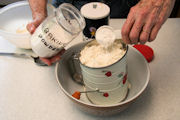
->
[55, 3, 86, 35]
[133, 44, 154, 63]
[80, 2, 110, 20]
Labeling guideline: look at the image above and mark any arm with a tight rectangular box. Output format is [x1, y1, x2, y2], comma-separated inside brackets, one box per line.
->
[121, 0, 175, 44]
[27, 0, 47, 34]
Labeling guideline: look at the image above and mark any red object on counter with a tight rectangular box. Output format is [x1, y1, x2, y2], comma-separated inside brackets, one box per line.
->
[133, 44, 154, 62]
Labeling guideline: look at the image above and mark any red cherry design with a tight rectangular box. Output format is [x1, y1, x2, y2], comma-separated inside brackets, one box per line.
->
[103, 93, 109, 97]
[105, 71, 112, 77]
[123, 74, 127, 84]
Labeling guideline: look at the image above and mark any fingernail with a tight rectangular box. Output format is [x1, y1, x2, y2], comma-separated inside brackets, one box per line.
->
[148, 38, 154, 42]
[30, 25, 36, 34]
[39, 58, 52, 66]
[140, 41, 146, 45]
[30, 27, 34, 33]
[122, 38, 131, 44]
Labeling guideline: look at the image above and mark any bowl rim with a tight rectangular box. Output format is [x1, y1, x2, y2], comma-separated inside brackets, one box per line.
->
[55, 44, 150, 108]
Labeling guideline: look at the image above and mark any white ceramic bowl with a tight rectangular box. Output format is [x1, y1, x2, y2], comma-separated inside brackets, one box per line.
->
[0, 1, 55, 49]
[55, 41, 150, 116]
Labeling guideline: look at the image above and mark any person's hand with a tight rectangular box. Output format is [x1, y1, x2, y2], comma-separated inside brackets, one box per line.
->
[27, 0, 65, 66]
[26, 13, 46, 34]
[39, 49, 66, 66]
[26, 0, 47, 34]
[121, 0, 175, 44]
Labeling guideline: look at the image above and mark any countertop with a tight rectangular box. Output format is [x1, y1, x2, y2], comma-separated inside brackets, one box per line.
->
[0, 18, 180, 120]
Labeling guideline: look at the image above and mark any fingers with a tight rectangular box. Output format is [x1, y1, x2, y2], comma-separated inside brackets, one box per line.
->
[121, 10, 135, 44]
[39, 49, 66, 66]
[26, 20, 40, 34]
[121, 0, 166, 45]
[26, 14, 46, 34]
[149, 23, 161, 42]
[123, 7, 162, 44]
[39, 58, 52, 66]
[148, 9, 163, 42]
[129, 16, 144, 44]
[26, 23, 36, 34]
[50, 49, 66, 63]
[139, 15, 155, 44]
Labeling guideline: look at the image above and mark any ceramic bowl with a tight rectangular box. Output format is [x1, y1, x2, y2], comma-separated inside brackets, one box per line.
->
[55, 41, 150, 116]
[0, 1, 54, 49]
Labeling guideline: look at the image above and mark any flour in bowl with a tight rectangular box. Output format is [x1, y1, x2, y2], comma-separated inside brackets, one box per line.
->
[16, 24, 28, 34]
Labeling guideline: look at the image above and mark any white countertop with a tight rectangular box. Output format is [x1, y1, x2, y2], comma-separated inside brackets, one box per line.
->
[0, 18, 180, 120]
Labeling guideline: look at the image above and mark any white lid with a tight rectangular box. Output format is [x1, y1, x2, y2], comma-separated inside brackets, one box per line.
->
[80, 2, 110, 20]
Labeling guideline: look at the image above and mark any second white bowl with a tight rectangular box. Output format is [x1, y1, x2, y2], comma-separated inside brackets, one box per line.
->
[0, 1, 55, 49]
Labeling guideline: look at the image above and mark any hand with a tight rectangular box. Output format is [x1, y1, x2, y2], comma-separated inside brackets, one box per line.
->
[121, 0, 175, 44]
[39, 49, 66, 66]
[26, 13, 47, 34]
[26, 0, 47, 34]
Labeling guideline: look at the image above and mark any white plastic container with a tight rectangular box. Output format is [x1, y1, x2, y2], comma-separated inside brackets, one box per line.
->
[30, 3, 85, 57]
[80, 2, 110, 38]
